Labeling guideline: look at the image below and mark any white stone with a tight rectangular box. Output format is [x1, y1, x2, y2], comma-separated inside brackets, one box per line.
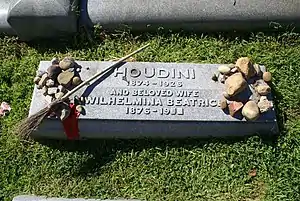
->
[258, 96, 273, 113]
[46, 79, 55, 87]
[218, 65, 231, 74]
[47, 87, 58, 95]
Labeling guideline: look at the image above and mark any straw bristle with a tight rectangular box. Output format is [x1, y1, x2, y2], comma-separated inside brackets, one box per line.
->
[17, 99, 64, 139]
[18, 107, 50, 139]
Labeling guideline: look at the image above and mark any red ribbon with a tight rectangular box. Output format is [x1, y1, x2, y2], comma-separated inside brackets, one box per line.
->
[62, 103, 80, 140]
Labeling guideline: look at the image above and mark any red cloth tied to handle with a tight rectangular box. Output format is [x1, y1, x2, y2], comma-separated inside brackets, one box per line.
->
[62, 103, 80, 140]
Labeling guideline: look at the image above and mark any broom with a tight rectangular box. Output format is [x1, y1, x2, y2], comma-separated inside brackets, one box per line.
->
[18, 44, 150, 139]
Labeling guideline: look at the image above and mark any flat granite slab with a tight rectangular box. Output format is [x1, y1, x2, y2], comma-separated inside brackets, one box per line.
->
[29, 61, 279, 139]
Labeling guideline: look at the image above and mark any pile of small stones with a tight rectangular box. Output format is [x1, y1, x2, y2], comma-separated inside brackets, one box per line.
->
[212, 57, 273, 121]
[33, 57, 84, 120]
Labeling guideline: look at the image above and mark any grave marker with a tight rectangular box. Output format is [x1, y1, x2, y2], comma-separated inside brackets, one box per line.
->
[29, 61, 279, 139]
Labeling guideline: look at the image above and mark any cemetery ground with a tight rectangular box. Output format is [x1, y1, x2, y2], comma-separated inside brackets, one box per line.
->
[0, 30, 300, 201]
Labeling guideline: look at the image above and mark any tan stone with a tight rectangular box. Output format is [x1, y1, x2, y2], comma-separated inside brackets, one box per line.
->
[38, 73, 48, 87]
[55, 92, 65, 99]
[256, 85, 271, 95]
[263, 72, 272, 82]
[235, 57, 256, 79]
[224, 73, 247, 97]
[218, 65, 231, 75]
[57, 71, 74, 86]
[242, 101, 260, 121]
[59, 57, 75, 70]
[72, 76, 82, 86]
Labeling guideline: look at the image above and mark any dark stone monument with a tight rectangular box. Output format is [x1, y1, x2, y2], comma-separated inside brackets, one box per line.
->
[83, 0, 300, 31]
[1, 0, 300, 40]
[29, 61, 279, 139]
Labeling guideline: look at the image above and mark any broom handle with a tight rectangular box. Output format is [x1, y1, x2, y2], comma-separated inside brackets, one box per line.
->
[61, 43, 150, 101]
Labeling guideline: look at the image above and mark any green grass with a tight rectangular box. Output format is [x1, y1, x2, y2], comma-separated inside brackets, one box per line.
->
[0, 29, 300, 201]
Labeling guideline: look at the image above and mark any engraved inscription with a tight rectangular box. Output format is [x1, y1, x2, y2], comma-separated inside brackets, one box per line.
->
[127, 80, 183, 87]
[166, 98, 218, 107]
[159, 81, 183, 87]
[125, 107, 184, 115]
[85, 96, 163, 106]
[114, 67, 196, 79]
[110, 89, 130, 96]
[131, 89, 173, 97]
[87, 63, 220, 117]
[85, 87, 220, 118]
[85, 96, 219, 107]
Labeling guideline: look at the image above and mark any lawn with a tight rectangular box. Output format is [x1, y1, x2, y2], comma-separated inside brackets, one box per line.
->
[0, 29, 299, 201]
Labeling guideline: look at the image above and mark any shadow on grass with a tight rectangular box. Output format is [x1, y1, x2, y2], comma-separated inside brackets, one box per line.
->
[36, 132, 279, 177]
[22, 23, 300, 56]
[270, 83, 286, 133]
